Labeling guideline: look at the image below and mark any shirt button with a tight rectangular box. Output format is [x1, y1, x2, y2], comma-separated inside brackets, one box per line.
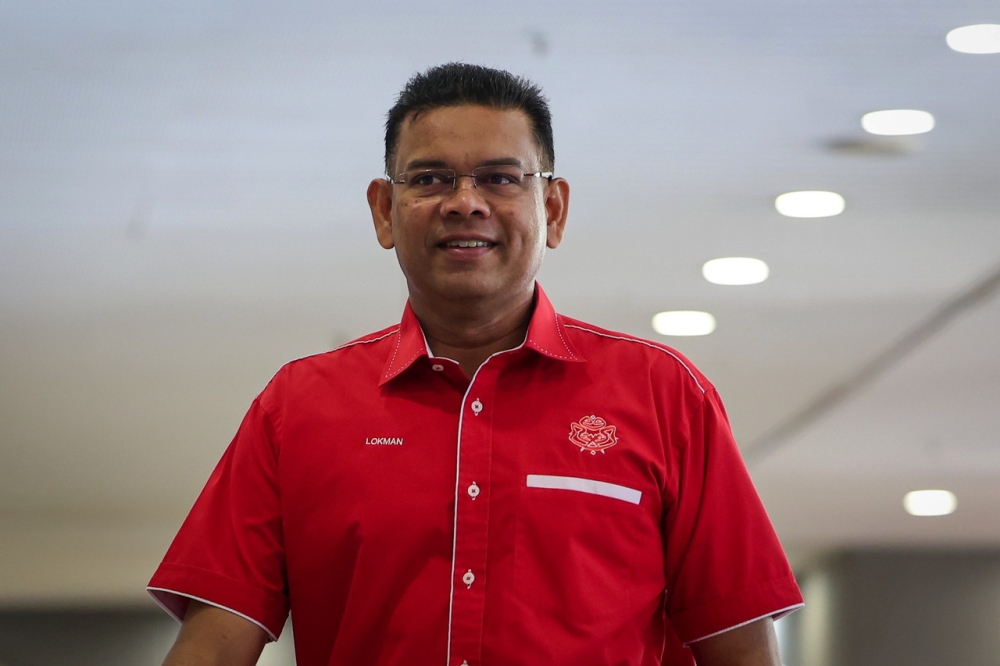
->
[462, 569, 475, 587]
[431, 363, 444, 372]
[471, 399, 483, 415]
[467, 482, 480, 499]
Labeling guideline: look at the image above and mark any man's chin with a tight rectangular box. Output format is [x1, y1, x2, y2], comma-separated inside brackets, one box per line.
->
[433, 282, 495, 303]
[415, 276, 509, 306]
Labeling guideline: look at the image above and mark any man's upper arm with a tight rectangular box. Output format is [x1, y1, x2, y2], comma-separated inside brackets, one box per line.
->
[688, 617, 781, 666]
[148, 394, 291, 639]
[161, 600, 269, 666]
[661, 384, 802, 645]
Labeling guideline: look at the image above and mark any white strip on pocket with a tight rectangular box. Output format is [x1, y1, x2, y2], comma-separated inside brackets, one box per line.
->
[526, 474, 642, 505]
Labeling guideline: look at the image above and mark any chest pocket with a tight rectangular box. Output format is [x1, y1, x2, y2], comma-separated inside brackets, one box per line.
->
[526, 474, 642, 505]
[512, 472, 664, 634]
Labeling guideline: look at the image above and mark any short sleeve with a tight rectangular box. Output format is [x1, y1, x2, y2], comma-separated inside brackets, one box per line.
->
[663, 387, 802, 644]
[147, 396, 289, 640]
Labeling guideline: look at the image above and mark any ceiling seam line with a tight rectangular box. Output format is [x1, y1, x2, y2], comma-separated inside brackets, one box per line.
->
[742, 259, 1000, 467]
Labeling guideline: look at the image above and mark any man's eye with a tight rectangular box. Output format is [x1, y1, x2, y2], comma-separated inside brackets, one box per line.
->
[480, 171, 520, 186]
[410, 172, 451, 187]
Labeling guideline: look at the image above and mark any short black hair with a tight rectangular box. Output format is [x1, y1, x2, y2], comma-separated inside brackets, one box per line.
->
[384, 63, 554, 175]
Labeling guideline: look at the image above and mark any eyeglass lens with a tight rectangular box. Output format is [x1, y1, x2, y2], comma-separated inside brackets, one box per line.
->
[397, 167, 540, 197]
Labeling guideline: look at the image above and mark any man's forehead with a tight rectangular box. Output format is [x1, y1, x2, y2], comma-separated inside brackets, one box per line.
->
[394, 105, 539, 168]
[401, 103, 529, 128]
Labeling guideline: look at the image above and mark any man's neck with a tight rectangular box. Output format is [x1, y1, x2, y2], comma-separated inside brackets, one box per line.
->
[410, 288, 535, 378]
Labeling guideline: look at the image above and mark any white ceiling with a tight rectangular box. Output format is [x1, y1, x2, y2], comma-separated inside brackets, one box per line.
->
[2, 0, 999, 605]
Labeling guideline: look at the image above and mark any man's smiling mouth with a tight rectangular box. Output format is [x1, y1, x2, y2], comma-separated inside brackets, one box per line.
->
[441, 240, 495, 248]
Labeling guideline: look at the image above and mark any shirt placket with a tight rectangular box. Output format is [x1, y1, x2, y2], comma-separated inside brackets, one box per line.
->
[448, 361, 499, 666]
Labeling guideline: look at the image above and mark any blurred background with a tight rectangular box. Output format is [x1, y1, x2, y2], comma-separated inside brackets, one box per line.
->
[2, 0, 999, 664]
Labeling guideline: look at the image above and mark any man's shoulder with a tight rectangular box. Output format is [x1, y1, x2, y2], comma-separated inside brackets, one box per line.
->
[297, 324, 399, 364]
[264, 324, 400, 391]
[557, 314, 714, 395]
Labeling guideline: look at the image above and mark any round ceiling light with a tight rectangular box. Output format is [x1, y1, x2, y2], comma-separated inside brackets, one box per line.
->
[903, 489, 957, 517]
[775, 191, 846, 218]
[946, 24, 1000, 54]
[652, 311, 716, 336]
[702, 257, 770, 285]
[861, 109, 935, 136]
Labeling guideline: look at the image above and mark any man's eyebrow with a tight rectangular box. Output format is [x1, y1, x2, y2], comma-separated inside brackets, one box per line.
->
[402, 159, 450, 171]
[479, 158, 524, 168]
[401, 157, 526, 171]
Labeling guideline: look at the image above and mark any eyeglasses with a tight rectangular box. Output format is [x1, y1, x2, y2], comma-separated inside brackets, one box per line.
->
[388, 166, 554, 198]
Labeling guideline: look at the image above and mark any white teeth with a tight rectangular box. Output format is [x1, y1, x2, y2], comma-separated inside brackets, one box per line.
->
[445, 240, 490, 248]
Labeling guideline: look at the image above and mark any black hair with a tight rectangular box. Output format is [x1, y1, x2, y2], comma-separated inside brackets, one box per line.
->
[384, 63, 554, 174]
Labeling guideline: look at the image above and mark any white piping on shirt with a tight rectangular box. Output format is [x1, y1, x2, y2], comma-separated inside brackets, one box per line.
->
[146, 587, 279, 642]
[332, 328, 397, 352]
[444, 342, 526, 666]
[444, 376, 477, 664]
[445, 360, 494, 665]
[685, 603, 805, 645]
[562, 324, 706, 394]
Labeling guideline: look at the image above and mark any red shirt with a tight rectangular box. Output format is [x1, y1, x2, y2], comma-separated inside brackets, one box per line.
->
[148, 285, 802, 666]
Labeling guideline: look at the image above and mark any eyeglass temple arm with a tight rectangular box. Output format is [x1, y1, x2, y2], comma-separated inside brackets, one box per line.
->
[386, 171, 556, 185]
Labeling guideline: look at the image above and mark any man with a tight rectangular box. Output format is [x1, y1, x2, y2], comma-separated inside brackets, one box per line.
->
[150, 63, 802, 666]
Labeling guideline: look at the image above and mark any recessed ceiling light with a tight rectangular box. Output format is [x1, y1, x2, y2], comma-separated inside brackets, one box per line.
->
[652, 311, 716, 336]
[775, 191, 846, 218]
[946, 24, 1000, 54]
[903, 489, 957, 516]
[702, 257, 770, 285]
[861, 109, 935, 136]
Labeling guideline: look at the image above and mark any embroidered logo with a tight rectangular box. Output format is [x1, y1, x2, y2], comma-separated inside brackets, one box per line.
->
[569, 415, 618, 455]
[366, 437, 404, 446]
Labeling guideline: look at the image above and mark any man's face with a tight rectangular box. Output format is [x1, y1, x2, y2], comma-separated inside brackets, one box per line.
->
[368, 105, 569, 312]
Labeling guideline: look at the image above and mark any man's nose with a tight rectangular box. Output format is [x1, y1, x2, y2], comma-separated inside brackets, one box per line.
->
[441, 175, 490, 217]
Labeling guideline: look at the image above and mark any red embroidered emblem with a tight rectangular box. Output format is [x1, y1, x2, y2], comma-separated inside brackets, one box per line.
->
[569, 415, 618, 455]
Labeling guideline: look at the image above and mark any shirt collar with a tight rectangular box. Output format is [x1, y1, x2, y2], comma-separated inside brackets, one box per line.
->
[379, 283, 584, 385]
[522, 284, 585, 364]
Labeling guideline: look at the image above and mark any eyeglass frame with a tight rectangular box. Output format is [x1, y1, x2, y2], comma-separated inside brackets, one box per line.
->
[386, 166, 555, 194]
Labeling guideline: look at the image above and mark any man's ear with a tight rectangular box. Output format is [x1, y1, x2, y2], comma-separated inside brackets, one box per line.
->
[544, 178, 570, 249]
[367, 178, 395, 249]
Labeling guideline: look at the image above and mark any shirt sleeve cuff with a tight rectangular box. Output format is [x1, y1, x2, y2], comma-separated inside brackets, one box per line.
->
[147, 562, 288, 641]
[670, 574, 804, 646]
